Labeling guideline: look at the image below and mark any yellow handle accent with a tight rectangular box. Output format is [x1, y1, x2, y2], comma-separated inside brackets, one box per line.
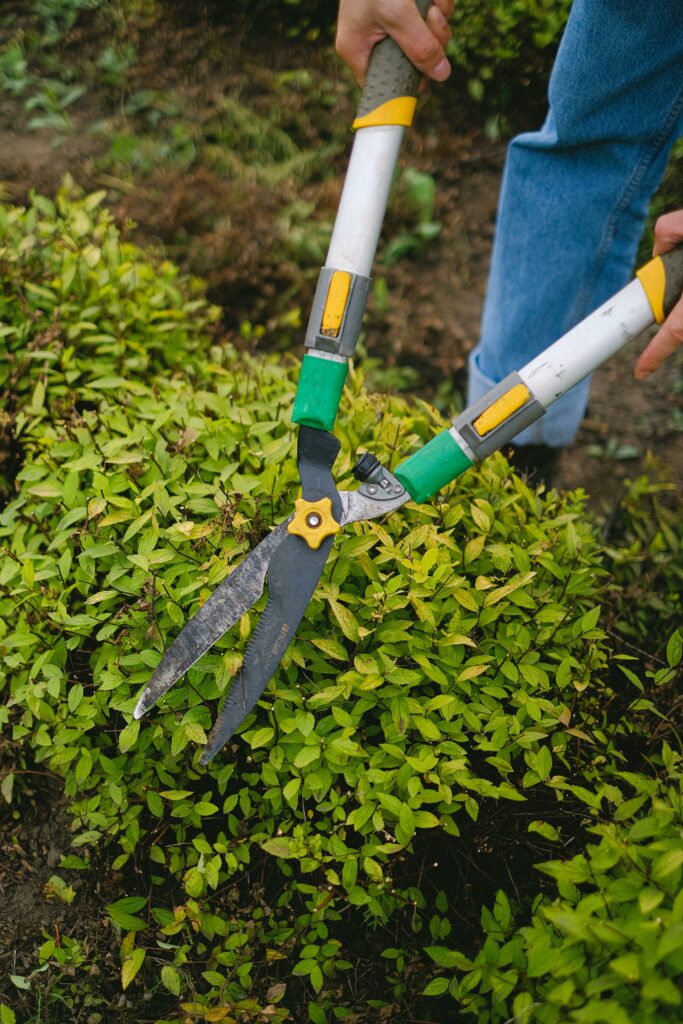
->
[473, 384, 531, 437]
[353, 96, 417, 130]
[636, 255, 666, 324]
[321, 271, 351, 337]
[287, 497, 341, 550]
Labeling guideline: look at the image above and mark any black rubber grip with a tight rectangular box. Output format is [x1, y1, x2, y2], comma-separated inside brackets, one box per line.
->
[356, 0, 432, 122]
[662, 246, 683, 317]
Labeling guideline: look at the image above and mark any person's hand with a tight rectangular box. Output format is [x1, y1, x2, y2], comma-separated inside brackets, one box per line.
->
[337, 0, 454, 87]
[635, 210, 683, 380]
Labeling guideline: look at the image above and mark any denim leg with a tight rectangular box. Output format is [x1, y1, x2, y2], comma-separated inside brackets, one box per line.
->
[468, 0, 683, 447]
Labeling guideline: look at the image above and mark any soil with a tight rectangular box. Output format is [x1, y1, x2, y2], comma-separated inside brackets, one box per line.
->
[0, 777, 74, 953]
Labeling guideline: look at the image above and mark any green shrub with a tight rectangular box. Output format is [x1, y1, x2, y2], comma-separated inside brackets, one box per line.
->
[424, 737, 683, 1023]
[448, 0, 571, 112]
[0, 188, 678, 1023]
[602, 474, 683, 653]
[0, 183, 216, 496]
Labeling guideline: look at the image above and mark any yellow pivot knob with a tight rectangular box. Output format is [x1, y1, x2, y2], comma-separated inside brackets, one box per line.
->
[287, 497, 341, 550]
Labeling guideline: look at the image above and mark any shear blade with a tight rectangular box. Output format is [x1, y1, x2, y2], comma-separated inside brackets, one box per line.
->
[134, 425, 342, 761]
[133, 519, 290, 720]
[200, 527, 336, 763]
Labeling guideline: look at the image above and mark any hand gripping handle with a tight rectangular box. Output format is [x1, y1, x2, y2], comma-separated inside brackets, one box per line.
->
[293, 1, 435, 432]
[394, 242, 683, 504]
[353, 0, 433, 130]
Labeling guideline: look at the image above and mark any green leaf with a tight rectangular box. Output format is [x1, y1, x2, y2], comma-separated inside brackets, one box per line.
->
[195, 802, 218, 816]
[652, 847, 683, 881]
[414, 811, 440, 828]
[1, 773, 14, 805]
[423, 977, 450, 996]
[184, 722, 207, 745]
[248, 727, 274, 748]
[528, 820, 560, 842]
[44, 875, 76, 905]
[328, 598, 360, 642]
[262, 838, 297, 859]
[397, 803, 415, 844]
[308, 1004, 327, 1024]
[283, 778, 301, 805]
[658, 922, 683, 960]
[107, 897, 148, 932]
[294, 746, 320, 768]
[118, 719, 140, 753]
[121, 947, 145, 990]
[535, 746, 552, 781]
[310, 964, 323, 993]
[426, 946, 470, 969]
[161, 964, 181, 996]
[666, 630, 682, 667]
[609, 952, 639, 981]
[464, 535, 485, 564]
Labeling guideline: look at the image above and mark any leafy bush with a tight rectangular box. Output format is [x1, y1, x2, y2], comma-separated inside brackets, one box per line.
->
[0, 182, 215, 495]
[0, 188, 679, 1024]
[32, 0, 104, 43]
[424, 736, 683, 1023]
[602, 474, 683, 652]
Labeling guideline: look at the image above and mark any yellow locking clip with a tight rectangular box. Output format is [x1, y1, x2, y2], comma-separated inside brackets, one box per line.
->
[287, 497, 341, 550]
[473, 383, 531, 436]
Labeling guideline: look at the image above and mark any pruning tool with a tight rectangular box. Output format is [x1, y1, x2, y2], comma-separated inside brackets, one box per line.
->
[134, 2, 683, 763]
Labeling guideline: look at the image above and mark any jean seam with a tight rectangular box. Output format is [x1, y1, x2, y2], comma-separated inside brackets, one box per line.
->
[568, 82, 683, 326]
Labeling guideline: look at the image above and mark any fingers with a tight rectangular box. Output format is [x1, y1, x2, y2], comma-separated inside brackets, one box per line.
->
[336, 0, 452, 86]
[433, 0, 455, 18]
[634, 209, 683, 379]
[336, 31, 378, 86]
[426, 3, 452, 54]
[653, 209, 683, 256]
[388, 1, 452, 81]
[336, 0, 384, 86]
[634, 294, 683, 380]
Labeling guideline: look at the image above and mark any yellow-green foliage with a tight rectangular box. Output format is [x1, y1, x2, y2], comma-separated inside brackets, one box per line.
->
[425, 741, 683, 1023]
[0, 189, 680, 1023]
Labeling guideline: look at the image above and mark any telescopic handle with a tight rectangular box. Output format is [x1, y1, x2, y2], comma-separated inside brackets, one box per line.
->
[292, 0, 434, 433]
[394, 243, 683, 503]
[354, 0, 432, 130]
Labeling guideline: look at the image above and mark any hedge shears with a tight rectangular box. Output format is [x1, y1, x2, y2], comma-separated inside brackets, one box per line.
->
[134, 1, 683, 762]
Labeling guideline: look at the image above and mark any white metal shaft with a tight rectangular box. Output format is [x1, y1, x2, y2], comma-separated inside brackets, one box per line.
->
[519, 279, 655, 408]
[325, 126, 404, 278]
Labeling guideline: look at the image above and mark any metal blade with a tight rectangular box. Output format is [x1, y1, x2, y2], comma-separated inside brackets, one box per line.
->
[133, 519, 290, 719]
[200, 528, 333, 763]
[339, 487, 408, 525]
[339, 456, 409, 525]
[201, 425, 342, 762]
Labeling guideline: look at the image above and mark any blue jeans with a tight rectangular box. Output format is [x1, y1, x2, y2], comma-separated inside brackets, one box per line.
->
[468, 0, 683, 447]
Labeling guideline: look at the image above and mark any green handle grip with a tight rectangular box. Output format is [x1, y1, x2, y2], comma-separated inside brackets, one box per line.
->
[394, 428, 474, 504]
[292, 354, 349, 432]
[637, 243, 683, 323]
[354, 0, 432, 129]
